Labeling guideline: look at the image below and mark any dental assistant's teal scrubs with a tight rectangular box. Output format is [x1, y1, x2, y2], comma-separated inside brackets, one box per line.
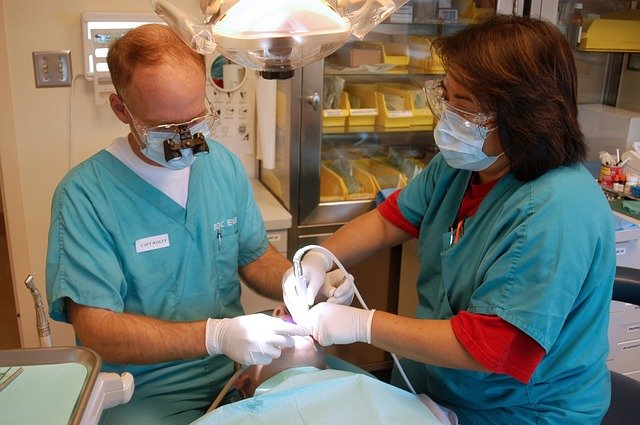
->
[391, 154, 616, 424]
[46, 140, 268, 424]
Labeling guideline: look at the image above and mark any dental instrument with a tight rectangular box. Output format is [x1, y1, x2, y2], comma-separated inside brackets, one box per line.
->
[0, 367, 23, 392]
[20, 274, 135, 424]
[24, 274, 53, 348]
[290, 245, 417, 395]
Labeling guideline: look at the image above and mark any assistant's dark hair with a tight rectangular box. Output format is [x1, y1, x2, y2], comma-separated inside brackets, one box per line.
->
[431, 14, 586, 181]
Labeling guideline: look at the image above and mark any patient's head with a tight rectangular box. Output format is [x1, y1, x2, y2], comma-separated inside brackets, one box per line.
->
[234, 304, 327, 398]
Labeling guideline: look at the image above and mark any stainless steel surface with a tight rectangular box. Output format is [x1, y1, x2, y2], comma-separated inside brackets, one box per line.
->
[0, 347, 101, 425]
[305, 92, 321, 111]
[299, 60, 324, 225]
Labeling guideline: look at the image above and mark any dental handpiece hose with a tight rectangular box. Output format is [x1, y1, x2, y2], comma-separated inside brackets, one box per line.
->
[24, 274, 53, 348]
[292, 245, 417, 395]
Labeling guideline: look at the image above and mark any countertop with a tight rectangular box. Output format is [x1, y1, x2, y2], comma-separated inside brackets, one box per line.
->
[251, 179, 292, 231]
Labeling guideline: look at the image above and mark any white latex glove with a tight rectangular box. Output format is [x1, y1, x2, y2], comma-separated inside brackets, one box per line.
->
[299, 250, 333, 305]
[300, 302, 375, 346]
[205, 314, 310, 365]
[322, 269, 355, 306]
[282, 250, 333, 322]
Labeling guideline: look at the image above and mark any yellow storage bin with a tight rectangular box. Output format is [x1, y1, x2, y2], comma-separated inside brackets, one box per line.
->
[323, 91, 349, 127]
[384, 84, 434, 126]
[459, 1, 494, 23]
[320, 165, 347, 202]
[380, 42, 410, 66]
[345, 84, 379, 127]
[375, 86, 413, 128]
[408, 36, 444, 73]
[348, 166, 378, 200]
[321, 162, 378, 201]
[580, 18, 640, 52]
[353, 158, 408, 191]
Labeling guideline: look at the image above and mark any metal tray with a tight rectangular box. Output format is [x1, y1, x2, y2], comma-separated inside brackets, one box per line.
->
[0, 346, 101, 425]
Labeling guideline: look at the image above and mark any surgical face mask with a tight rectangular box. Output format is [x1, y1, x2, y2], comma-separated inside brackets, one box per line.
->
[434, 108, 502, 171]
[122, 99, 218, 170]
[142, 120, 212, 170]
[425, 78, 502, 171]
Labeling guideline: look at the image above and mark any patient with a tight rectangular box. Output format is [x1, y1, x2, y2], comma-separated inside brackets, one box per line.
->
[233, 304, 327, 398]
[194, 304, 453, 425]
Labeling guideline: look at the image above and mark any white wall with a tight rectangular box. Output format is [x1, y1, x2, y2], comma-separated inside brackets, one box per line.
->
[0, 0, 203, 347]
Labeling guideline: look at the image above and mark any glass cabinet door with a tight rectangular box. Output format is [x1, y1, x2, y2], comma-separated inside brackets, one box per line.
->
[318, 0, 496, 205]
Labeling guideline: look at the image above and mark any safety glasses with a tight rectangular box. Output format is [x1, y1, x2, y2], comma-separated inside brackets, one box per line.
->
[122, 99, 219, 145]
[424, 78, 496, 128]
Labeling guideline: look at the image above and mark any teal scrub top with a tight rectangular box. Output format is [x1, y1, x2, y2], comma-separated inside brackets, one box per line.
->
[46, 140, 268, 412]
[395, 154, 616, 424]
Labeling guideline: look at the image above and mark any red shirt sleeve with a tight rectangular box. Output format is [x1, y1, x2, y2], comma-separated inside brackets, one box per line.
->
[451, 311, 545, 384]
[377, 190, 420, 238]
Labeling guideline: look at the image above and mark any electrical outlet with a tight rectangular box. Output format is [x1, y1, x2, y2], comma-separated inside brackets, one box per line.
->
[32, 51, 72, 88]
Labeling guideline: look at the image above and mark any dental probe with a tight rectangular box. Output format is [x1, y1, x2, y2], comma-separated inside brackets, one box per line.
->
[24, 274, 53, 348]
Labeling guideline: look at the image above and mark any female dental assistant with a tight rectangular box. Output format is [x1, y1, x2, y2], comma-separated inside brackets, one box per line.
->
[285, 14, 616, 424]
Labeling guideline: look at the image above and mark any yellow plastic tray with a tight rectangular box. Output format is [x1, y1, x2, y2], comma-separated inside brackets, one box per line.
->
[321, 165, 347, 202]
[385, 84, 434, 126]
[380, 42, 410, 66]
[375, 87, 413, 128]
[320, 163, 378, 201]
[345, 84, 379, 127]
[352, 158, 407, 191]
[581, 18, 640, 52]
[408, 36, 444, 73]
[323, 91, 349, 127]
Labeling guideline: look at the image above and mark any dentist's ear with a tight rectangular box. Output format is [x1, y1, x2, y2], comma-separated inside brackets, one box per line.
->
[110, 93, 131, 125]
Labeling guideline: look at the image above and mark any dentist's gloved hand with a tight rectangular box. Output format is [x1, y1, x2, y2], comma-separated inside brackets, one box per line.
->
[299, 250, 334, 305]
[301, 302, 375, 346]
[205, 314, 310, 365]
[282, 250, 331, 322]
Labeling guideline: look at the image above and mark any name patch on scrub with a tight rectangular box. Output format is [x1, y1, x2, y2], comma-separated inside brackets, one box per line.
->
[136, 233, 170, 253]
[213, 217, 238, 232]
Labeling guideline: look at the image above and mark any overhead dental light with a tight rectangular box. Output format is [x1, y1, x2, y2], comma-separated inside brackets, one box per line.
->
[152, 0, 408, 79]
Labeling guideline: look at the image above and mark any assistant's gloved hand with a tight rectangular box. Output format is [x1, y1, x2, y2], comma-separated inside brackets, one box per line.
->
[300, 302, 375, 346]
[205, 314, 310, 365]
[322, 269, 356, 306]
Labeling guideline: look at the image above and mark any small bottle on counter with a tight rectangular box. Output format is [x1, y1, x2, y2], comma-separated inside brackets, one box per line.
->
[566, 3, 583, 48]
[613, 174, 622, 192]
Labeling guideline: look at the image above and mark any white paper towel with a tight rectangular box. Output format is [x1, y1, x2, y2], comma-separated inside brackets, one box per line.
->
[256, 76, 277, 170]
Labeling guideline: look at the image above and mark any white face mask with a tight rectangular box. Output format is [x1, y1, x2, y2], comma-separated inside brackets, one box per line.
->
[434, 108, 502, 171]
[140, 120, 211, 170]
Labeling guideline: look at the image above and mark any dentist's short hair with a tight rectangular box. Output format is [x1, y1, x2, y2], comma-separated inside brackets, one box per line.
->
[107, 24, 205, 99]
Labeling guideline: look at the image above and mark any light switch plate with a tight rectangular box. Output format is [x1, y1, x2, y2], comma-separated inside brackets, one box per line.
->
[32, 51, 72, 88]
